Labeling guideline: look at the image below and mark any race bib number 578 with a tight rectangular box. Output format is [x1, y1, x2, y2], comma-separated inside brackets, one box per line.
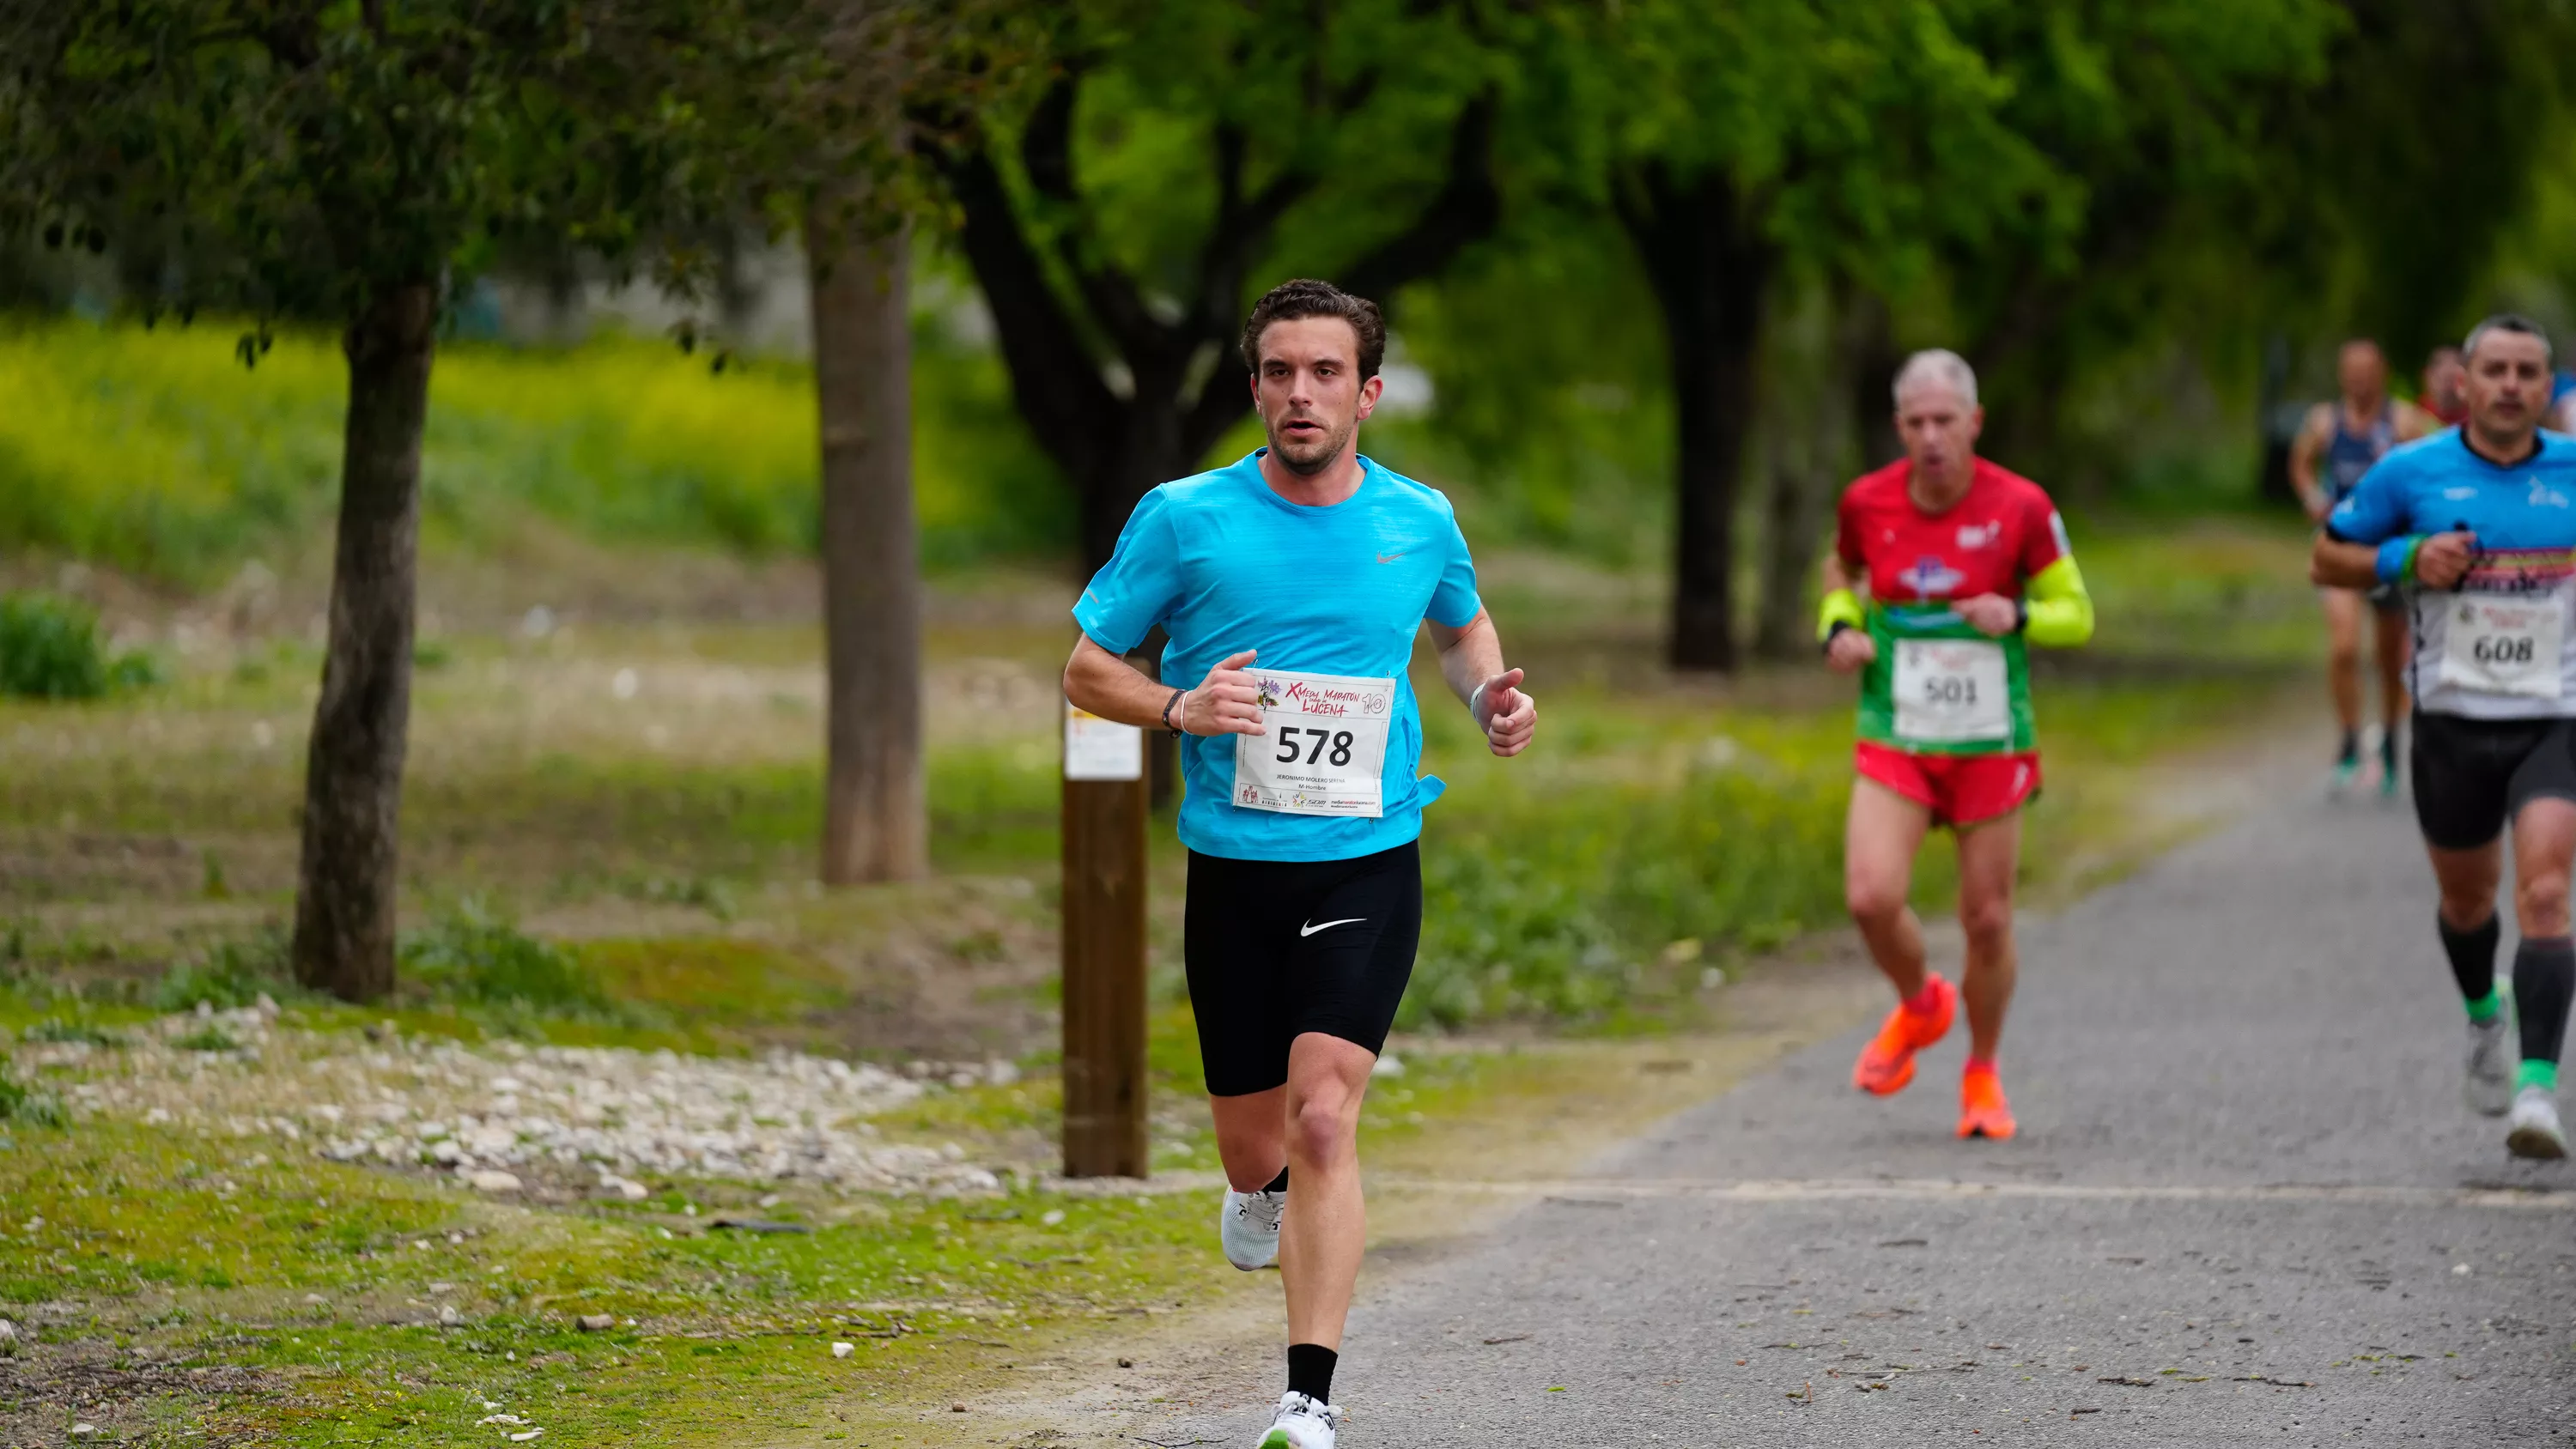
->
[1232, 669, 1395, 817]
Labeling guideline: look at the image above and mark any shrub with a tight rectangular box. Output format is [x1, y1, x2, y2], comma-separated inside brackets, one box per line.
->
[0, 1060, 67, 1128]
[0, 593, 159, 700]
[401, 900, 613, 1015]
[155, 930, 294, 1011]
[172, 1025, 243, 1052]
[21, 1018, 127, 1048]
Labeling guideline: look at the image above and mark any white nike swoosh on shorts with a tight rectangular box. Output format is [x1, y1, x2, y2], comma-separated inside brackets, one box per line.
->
[1299, 918, 1365, 937]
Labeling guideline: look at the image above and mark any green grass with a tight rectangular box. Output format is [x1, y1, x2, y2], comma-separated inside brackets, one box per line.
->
[0, 314, 1068, 585]
[0, 1116, 1229, 1446]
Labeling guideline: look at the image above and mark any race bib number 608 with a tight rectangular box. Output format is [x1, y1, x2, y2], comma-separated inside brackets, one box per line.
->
[1233, 669, 1395, 817]
[2439, 596, 2564, 700]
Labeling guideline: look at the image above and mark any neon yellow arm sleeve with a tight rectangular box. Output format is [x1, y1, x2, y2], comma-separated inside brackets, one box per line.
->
[2022, 555, 2093, 647]
[1816, 587, 1865, 642]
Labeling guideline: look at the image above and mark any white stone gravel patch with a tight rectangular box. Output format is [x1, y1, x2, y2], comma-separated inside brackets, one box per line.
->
[21, 1005, 1018, 1197]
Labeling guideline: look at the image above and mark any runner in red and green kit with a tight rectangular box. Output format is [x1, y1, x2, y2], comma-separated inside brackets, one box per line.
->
[1818, 349, 2095, 1139]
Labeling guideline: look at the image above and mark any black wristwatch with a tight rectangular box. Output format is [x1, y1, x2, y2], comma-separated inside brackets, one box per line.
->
[2013, 599, 2030, 634]
[1161, 688, 1188, 736]
[1821, 621, 1854, 654]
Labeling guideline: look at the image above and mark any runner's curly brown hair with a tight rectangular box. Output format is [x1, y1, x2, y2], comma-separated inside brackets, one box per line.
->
[1239, 278, 1386, 381]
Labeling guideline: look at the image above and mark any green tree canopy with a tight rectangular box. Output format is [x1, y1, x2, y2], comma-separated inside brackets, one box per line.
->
[918, 0, 1517, 568]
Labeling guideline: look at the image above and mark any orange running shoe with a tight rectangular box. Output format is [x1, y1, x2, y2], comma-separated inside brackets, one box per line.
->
[1957, 1063, 2016, 1140]
[1851, 973, 1955, 1096]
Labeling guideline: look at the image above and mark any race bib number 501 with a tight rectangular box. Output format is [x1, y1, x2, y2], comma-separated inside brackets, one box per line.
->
[1893, 638, 2012, 743]
[1232, 669, 1395, 817]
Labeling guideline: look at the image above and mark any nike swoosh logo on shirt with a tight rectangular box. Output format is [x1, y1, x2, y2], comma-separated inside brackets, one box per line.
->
[1376, 552, 1407, 564]
[1300, 918, 1365, 937]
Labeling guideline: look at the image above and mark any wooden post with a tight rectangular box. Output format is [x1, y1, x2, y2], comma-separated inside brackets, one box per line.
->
[1061, 702, 1150, 1177]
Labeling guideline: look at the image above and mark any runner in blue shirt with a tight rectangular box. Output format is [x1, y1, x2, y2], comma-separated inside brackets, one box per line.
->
[1063, 278, 1537, 1449]
[2315, 313, 2576, 1160]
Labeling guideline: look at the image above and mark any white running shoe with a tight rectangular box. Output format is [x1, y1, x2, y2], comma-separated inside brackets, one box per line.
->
[2466, 1016, 2516, 1117]
[1255, 1391, 1340, 1449]
[2506, 1086, 2567, 1161]
[1220, 1186, 1285, 1270]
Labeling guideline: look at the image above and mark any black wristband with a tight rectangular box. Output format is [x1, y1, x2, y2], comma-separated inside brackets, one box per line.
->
[1821, 620, 1854, 654]
[1161, 687, 1188, 736]
[2013, 598, 2029, 634]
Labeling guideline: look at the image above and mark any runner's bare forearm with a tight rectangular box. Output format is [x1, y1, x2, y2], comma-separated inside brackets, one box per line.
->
[1820, 555, 1863, 597]
[1429, 609, 1505, 708]
[1063, 634, 1178, 729]
[2289, 416, 2327, 513]
[2311, 537, 2380, 590]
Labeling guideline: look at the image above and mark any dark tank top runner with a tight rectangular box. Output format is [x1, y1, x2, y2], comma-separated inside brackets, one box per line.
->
[2327, 403, 2398, 503]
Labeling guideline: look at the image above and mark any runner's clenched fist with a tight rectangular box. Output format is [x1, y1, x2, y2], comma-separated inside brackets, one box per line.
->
[1472, 668, 1536, 757]
[1953, 593, 2020, 637]
[1182, 650, 1266, 736]
[1826, 627, 1878, 674]
[2414, 531, 2477, 590]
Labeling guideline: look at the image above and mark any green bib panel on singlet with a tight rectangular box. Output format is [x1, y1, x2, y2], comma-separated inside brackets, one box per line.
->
[1857, 603, 2038, 755]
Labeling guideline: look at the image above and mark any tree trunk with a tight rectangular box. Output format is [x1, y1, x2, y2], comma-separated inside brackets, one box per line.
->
[1079, 367, 1197, 573]
[812, 213, 927, 885]
[1618, 167, 1770, 673]
[1851, 306, 1901, 476]
[291, 280, 435, 1003]
[1755, 282, 1884, 658]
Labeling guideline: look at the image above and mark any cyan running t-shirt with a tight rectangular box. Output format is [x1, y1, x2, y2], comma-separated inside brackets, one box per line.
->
[2329, 427, 2576, 719]
[1073, 451, 1483, 862]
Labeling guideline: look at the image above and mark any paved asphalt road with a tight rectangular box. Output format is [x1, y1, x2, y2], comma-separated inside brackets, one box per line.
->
[1159, 784, 2576, 1446]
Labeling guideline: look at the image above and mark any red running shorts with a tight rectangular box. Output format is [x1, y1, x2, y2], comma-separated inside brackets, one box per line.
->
[1855, 742, 2041, 829]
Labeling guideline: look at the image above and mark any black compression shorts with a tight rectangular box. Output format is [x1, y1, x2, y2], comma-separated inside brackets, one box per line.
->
[1183, 841, 1422, 1098]
[2411, 712, 2576, 850]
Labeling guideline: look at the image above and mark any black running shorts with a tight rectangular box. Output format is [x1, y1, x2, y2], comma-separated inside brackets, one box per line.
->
[2411, 711, 2576, 851]
[1183, 841, 1422, 1098]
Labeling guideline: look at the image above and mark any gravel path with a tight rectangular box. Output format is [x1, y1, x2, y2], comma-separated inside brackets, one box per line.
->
[25, 1012, 1023, 1197]
[1141, 780, 2576, 1446]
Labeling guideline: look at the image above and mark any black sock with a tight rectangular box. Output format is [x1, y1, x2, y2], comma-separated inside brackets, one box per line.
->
[1286, 1343, 1337, 1404]
[2515, 937, 2575, 1068]
[1263, 1164, 1289, 1194]
[2439, 912, 2500, 1008]
[2338, 728, 2359, 765]
[2381, 727, 2401, 768]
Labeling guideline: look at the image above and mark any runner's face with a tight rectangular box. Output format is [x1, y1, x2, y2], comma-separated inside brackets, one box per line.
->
[1895, 385, 1983, 477]
[2337, 343, 2385, 403]
[1251, 317, 1382, 476]
[2427, 355, 2465, 409]
[2464, 331, 2552, 442]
